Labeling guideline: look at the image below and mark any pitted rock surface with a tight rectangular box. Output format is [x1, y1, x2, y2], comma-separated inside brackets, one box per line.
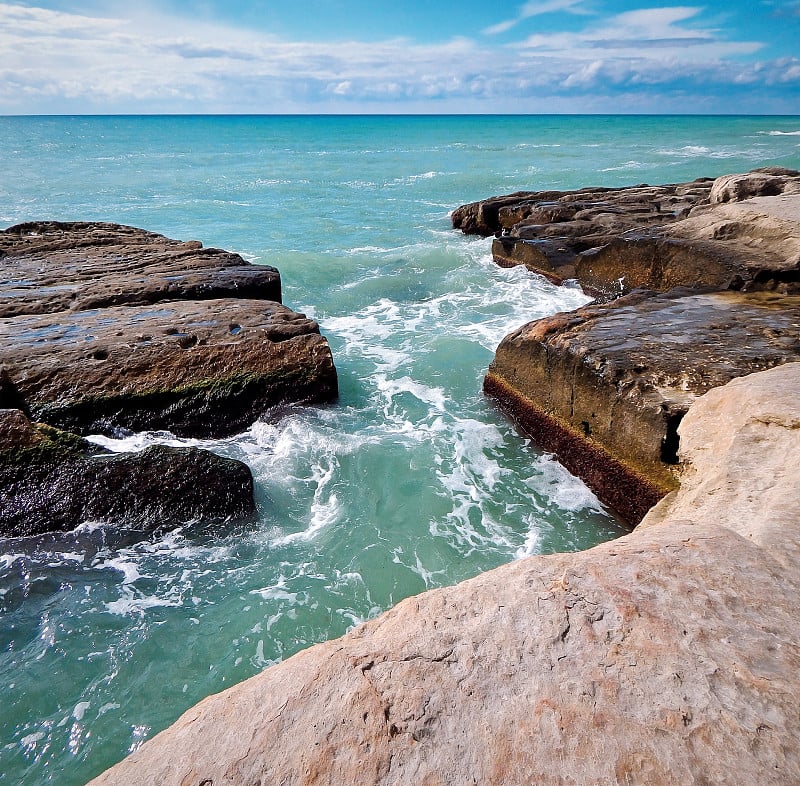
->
[0, 222, 337, 437]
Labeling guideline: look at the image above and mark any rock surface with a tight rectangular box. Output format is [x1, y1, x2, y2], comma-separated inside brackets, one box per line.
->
[0, 221, 337, 534]
[0, 297, 337, 438]
[453, 168, 800, 298]
[0, 221, 281, 318]
[484, 289, 800, 524]
[0, 222, 337, 438]
[87, 363, 800, 786]
[0, 409, 256, 537]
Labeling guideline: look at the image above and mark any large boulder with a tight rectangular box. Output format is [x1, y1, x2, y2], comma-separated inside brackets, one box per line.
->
[484, 289, 800, 524]
[0, 409, 256, 537]
[86, 363, 800, 786]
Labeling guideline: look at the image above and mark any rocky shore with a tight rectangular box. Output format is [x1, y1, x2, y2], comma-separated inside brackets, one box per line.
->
[457, 168, 800, 523]
[86, 171, 800, 785]
[87, 362, 800, 785]
[0, 222, 338, 536]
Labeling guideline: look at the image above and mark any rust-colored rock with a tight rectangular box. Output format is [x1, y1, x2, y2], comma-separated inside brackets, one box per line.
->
[87, 364, 800, 786]
[484, 289, 800, 524]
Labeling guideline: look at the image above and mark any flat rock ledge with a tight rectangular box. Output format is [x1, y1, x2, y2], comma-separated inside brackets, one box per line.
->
[454, 171, 800, 523]
[0, 222, 338, 437]
[452, 167, 800, 298]
[88, 363, 800, 786]
[0, 222, 338, 535]
[485, 289, 800, 524]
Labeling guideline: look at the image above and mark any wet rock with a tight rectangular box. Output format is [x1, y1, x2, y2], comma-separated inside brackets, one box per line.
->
[455, 170, 800, 298]
[87, 364, 800, 786]
[0, 298, 337, 438]
[0, 221, 281, 318]
[0, 222, 338, 438]
[484, 289, 800, 524]
[0, 409, 256, 537]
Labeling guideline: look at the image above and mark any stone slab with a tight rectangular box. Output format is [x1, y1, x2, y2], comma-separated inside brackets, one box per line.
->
[484, 289, 800, 523]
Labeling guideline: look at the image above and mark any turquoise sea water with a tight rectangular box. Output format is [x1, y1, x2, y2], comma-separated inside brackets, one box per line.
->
[1, 115, 799, 785]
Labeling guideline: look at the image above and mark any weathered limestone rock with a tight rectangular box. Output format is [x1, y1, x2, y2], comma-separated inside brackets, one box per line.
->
[454, 170, 800, 298]
[0, 298, 337, 438]
[0, 222, 338, 438]
[87, 364, 800, 786]
[0, 221, 281, 318]
[484, 289, 800, 524]
[0, 409, 256, 537]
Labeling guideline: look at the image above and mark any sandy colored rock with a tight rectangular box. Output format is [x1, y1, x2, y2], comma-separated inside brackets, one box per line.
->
[87, 364, 800, 786]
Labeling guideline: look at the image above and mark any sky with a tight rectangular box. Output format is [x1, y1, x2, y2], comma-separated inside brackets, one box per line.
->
[0, 0, 798, 114]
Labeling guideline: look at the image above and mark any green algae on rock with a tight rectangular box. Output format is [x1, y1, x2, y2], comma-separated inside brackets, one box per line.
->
[0, 409, 256, 537]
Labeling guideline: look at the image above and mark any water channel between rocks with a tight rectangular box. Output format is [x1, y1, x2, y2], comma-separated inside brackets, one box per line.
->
[1, 114, 798, 786]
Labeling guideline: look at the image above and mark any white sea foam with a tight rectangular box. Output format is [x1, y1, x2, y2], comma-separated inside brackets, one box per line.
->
[760, 130, 800, 136]
[72, 701, 90, 721]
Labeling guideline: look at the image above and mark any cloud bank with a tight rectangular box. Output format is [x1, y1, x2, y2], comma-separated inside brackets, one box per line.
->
[0, 2, 797, 114]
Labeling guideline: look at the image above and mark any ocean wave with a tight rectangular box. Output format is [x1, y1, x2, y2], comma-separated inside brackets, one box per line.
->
[759, 130, 800, 136]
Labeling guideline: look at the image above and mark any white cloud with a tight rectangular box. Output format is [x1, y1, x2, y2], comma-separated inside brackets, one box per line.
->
[0, 2, 794, 114]
[484, 0, 587, 35]
[516, 5, 764, 60]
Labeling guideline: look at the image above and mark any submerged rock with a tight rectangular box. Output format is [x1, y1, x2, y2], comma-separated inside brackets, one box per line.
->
[86, 364, 800, 786]
[0, 409, 256, 537]
[484, 289, 800, 524]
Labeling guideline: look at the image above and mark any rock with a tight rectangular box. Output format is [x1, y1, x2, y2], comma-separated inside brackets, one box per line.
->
[0, 221, 281, 318]
[639, 363, 800, 570]
[483, 289, 800, 524]
[86, 364, 800, 786]
[0, 298, 337, 438]
[709, 167, 800, 204]
[0, 222, 338, 437]
[454, 171, 800, 298]
[0, 409, 256, 537]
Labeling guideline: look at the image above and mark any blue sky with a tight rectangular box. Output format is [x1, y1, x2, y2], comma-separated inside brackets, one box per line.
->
[1, 0, 798, 114]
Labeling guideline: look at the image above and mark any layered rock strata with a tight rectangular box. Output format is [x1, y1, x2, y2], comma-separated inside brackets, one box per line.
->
[485, 289, 800, 524]
[0, 409, 255, 537]
[454, 170, 800, 523]
[452, 168, 800, 297]
[0, 222, 337, 437]
[88, 363, 800, 786]
[0, 222, 338, 535]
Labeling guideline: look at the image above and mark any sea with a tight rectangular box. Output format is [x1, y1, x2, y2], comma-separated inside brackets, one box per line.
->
[1, 114, 799, 785]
